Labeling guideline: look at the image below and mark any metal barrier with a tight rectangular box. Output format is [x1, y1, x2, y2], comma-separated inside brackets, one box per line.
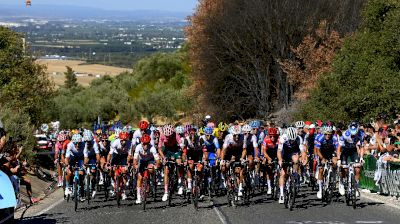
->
[360, 155, 400, 197]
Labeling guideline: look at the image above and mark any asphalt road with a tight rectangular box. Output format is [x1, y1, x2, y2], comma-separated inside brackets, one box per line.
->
[17, 184, 400, 224]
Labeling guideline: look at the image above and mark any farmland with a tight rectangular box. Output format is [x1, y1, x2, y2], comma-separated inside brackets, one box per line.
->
[37, 59, 132, 87]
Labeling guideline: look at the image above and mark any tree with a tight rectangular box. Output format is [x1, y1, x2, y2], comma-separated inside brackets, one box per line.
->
[297, 0, 400, 122]
[186, 0, 364, 120]
[64, 66, 78, 88]
[279, 21, 344, 100]
[0, 26, 53, 125]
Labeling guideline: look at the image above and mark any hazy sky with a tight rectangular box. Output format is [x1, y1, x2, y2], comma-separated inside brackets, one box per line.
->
[0, 0, 198, 12]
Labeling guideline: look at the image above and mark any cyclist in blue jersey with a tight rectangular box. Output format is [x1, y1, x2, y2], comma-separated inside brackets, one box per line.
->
[338, 121, 364, 197]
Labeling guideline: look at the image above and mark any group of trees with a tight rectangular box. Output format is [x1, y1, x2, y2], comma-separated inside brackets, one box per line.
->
[297, 0, 400, 123]
[45, 47, 192, 129]
[0, 26, 53, 159]
[186, 0, 365, 120]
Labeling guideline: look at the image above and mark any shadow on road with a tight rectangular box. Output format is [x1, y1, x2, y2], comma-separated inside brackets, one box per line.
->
[18, 213, 69, 224]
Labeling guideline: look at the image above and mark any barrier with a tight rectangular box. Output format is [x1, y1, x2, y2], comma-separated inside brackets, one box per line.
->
[360, 154, 400, 197]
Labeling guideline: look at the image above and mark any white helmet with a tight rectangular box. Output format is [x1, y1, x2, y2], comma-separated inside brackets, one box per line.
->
[231, 125, 241, 135]
[285, 127, 298, 140]
[242, 124, 251, 133]
[295, 121, 305, 128]
[175, 126, 184, 134]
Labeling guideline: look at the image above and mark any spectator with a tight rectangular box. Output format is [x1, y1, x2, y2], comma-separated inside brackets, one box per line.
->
[0, 127, 6, 153]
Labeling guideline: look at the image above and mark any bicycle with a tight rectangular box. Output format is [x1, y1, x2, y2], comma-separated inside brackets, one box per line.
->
[271, 160, 280, 201]
[139, 166, 157, 211]
[112, 165, 129, 207]
[191, 161, 204, 210]
[283, 162, 298, 211]
[84, 163, 97, 205]
[242, 160, 252, 204]
[69, 163, 82, 212]
[321, 160, 336, 204]
[164, 159, 178, 207]
[308, 154, 318, 191]
[226, 161, 240, 207]
[343, 162, 359, 209]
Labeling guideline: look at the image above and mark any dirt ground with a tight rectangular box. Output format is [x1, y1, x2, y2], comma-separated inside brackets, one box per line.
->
[37, 60, 132, 87]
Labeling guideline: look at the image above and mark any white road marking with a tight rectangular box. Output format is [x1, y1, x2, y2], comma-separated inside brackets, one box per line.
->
[34, 197, 64, 216]
[355, 222, 383, 224]
[211, 200, 228, 224]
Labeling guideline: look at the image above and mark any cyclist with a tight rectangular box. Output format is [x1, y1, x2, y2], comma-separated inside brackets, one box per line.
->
[132, 120, 151, 148]
[220, 125, 245, 196]
[261, 127, 279, 195]
[158, 124, 184, 202]
[242, 123, 259, 183]
[64, 134, 86, 201]
[277, 127, 304, 204]
[82, 130, 101, 199]
[55, 132, 68, 187]
[314, 126, 339, 199]
[98, 133, 110, 185]
[133, 134, 161, 204]
[338, 121, 364, 197]
[183, 127, 203, 193]
[107, 131, 132, 200]
[200, 126, 220, 191]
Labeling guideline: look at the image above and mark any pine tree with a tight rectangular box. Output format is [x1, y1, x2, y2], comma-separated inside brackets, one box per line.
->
[64, 66, 77, 88]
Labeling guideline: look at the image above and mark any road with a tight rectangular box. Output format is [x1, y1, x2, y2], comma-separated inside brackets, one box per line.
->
[17, 185, 400, 224]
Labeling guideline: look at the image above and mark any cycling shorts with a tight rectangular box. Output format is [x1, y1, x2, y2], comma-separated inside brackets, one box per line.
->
[340, 148, 360, 165]
[111, 153, 128, 166]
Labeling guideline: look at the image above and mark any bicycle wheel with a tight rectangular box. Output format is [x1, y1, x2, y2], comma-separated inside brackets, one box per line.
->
[326, 170, 335, 204]
[116, 175, 121, 207]
[192, 178, 199, 210]
[167, 170, 175, 206]
[351, 173, 356, 209]
[142, 176, 148, 211]
[152, 173, 157, 202]
[288, 174, 296, 211]
[104, 173, 109, 201]
[85, 174, 91, 205]
[73, 180, 78, 211]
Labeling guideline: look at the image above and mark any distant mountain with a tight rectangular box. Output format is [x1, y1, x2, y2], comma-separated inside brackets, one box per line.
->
[0, 4, 190, 21]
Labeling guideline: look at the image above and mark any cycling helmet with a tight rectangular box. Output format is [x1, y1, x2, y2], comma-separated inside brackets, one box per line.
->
[268, 127, 278, 136]
[323, 126, 333, 134]
[348, 122, 359, 135]
[101, 133, 109, 140]
[207, 122, 215, 128]
[119, 131, 130, 141]
[205, 115, 211, 120]
[231, 125, 241, 135]
[184, 123, 192, 133]
[250, 120, 261, 129]
[139, 120, 149, 130]
[163, 124, 175, 137]
[295, 121, 305, 128]
[218, 122, 228, 132]
[114, 128, 122, 137]
[175, 126, 184, 134]
[123, 125, 133, 133]
[141, 134, 151, 144]
[204, 126, 214, 135]
[72, 134, 82, 143]
[95, 129, 102, 135]
[57, 133, 68, 142]
[83, 130, 94, 142]
[198, 127, 204, 135]
[242, 124, 251, 133]
[286, 127, 298, 140]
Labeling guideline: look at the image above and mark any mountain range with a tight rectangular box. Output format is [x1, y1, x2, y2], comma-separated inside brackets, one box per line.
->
[0, 4, 191, 21]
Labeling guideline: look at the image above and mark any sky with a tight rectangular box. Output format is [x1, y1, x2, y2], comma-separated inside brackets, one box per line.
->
[0, 0, 198, 12]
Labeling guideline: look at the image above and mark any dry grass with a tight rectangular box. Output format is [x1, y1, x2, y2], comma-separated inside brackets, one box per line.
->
[37, 60, 132, 87]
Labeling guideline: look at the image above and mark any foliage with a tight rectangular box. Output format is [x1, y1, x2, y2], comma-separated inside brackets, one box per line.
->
[46, 48, 192, 128]
[64, 66, 78, 88]
[0, 26, 54, 125]
[0, 107, 36, 162]
[297, 0, 400, 123]
[186, 0, 364, 120]
[279, 21, 344, 100]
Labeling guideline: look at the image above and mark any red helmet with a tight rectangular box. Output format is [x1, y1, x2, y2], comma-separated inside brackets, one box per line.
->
[141, 134, 151, 144]
[119, 132, 129, 141]
[139, 120, 149, 130]
[101, 133, 108, 140]
[268, 127, 278, 136]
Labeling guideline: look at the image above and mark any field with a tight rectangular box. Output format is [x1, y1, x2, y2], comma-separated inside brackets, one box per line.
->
[37, 60, 133, 87]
